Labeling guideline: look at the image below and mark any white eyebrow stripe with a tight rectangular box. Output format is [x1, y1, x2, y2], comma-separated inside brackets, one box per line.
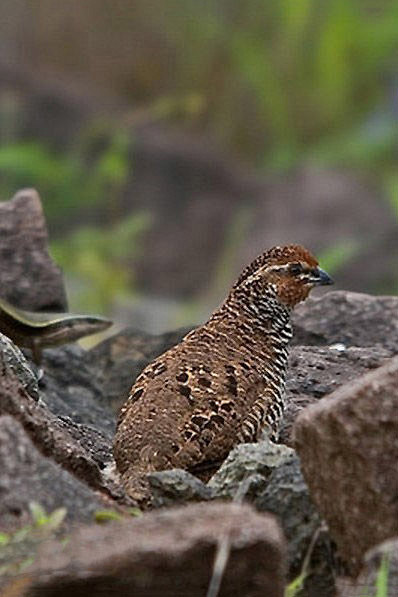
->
[265, 264, 291, 273]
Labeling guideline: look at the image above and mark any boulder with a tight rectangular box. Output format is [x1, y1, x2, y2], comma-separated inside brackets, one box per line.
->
[148, 468, 213, 508]
[292, 290, 398, 353]
[208, 441, 295, 498]
[294, 355, 398, 574]
[0, 189, 67, 311]
[22, 502, 286, 597]
[0, 344, 126, 503]
[0, 416, 109, 532]
[40, 344, 116, 437]
[148, 440, 334, 596]
[281, 344, 391, 444]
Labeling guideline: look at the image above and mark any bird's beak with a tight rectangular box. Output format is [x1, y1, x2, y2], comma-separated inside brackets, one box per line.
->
[311, 267, 334, 286]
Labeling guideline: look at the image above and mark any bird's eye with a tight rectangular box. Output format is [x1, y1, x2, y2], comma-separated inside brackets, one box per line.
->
[289, 263, 303, 276]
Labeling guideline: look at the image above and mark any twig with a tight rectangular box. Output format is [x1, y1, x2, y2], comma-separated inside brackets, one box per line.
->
[206, 477, 252, 597]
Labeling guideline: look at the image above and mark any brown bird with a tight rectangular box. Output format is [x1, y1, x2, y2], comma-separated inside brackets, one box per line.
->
[113, 244, 333, 501]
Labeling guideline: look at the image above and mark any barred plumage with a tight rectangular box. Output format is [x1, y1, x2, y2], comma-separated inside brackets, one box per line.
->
[113, 244, 333, 502]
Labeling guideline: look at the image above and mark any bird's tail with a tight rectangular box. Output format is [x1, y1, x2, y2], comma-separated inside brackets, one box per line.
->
[121, 466, 152, 506]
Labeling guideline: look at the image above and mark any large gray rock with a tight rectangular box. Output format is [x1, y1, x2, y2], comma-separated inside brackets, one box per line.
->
[208, 441, 295, 498]
[39, 344, 116, 437]
[292, 290, 398, 353]
[22, 502, 285, 597]
[294, 355, 398, 574]
[148, 468, 213, 508]
[281, 344, 391, 444]
[253, 456, 321, 570]
[148, 440, 334, 596]
[0, 350, 126, 503]
[0, 415, 109, 532]
[253, 456, 336, 597]
[0, 188, 67, 310]
[0, 415, 117, 592]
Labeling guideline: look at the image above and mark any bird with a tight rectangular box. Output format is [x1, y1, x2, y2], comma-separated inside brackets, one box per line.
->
[113, 244, 333, 502]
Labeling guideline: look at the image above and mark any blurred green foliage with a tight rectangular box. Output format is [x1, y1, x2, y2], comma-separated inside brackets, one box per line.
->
[0, 0, 397, 310]
[0, 125, 131, 223]
[51, 212, 150, 312]
[0, 502, 66, 578]
[162, 0, 397, 172]
[317, 241, 361, 276]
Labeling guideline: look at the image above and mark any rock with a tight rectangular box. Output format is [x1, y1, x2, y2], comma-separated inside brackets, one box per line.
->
[208, 440, 295, 498]
[148, 469, 213, 508]
[0, 189, 67, 311]
[294, 355, 398, 574]
[0, 415, 123, 592]
[253, 456, 320, 568]
[0, 332, 39, 401]
[87, 325, 191, 412]
[39, 344, 116, 437]
[281, 344, 392, 444]
[253, 456, 336, 597]
[148, 441, 335, 596]
[292, 290, 398, 353]
[337, 537, 398, 597]
[0, 357, 120, 500]
[23, 503, 286, 597]
[208, 443, 336, 594]
[0, 416, 109, 532]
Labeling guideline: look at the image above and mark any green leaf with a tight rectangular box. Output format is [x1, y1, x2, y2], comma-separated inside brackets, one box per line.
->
[29, 501, 48, 526]
[45, 507, 67, 531]
[94, 509, 124, 523]
[285, 571, 306, 597]
[374, 554, 390, 597]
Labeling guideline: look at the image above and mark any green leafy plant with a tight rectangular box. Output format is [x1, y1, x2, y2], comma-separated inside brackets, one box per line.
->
[29, 502, 67, 532]
[51, 211, 150, 312]
[0, 503, 67, 578]
[0, 123, 131, 224]
[161, 0, 398, 173]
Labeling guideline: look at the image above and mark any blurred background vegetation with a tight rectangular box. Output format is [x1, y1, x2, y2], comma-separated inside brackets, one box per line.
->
[0, 0, 397, 330]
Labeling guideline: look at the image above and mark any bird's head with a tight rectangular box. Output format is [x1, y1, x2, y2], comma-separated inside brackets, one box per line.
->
[235, 244, 333, 308]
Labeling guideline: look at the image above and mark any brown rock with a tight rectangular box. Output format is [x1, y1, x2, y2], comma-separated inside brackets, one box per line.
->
[292, 290, 398, 353]
[0, 188, 67, 310]
[24, 502, 285, 597]
[294, 356, 398, 574]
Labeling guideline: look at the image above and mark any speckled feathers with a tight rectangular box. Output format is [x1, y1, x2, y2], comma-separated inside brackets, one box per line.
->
[113, 244, 331, 502]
